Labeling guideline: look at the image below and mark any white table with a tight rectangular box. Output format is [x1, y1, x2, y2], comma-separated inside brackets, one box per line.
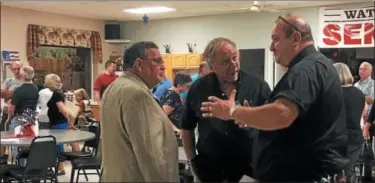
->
[0, 129, 95, 146]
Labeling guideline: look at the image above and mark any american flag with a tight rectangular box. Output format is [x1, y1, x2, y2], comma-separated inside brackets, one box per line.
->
[1, 51, 20, 63]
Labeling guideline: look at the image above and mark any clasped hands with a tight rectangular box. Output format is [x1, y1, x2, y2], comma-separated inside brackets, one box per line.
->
[200, 90, 250, 128]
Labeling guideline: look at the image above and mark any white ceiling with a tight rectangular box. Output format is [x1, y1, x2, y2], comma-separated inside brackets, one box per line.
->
[2, 0, 372, 21]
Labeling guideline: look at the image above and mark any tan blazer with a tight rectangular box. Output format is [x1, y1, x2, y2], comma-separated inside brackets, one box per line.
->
[100, 71, 179, 182]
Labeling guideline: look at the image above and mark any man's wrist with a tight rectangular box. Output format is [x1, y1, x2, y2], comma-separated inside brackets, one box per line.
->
[229, 105, 237, 120]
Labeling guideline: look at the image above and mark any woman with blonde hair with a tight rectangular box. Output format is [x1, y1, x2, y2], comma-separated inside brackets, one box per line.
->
[333, 62, 367, 182]
[44, 74, 80, 175]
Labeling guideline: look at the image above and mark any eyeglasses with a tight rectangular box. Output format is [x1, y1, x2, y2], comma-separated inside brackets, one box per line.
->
[150, 57, 163, 65]
[277, 16, 301, 33]
[12, 68, 20, 71]
[133, 57, 164, 68]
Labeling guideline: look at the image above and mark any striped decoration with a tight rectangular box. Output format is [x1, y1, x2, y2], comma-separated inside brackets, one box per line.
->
[2, 51, 20, 64]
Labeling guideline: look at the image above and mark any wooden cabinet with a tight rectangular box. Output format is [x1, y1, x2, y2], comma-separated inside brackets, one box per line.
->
[186, 54, 202, 68]
[171, 54, 186, 68]
[161, 53, 203, 81]
[162, 54, 173, 81]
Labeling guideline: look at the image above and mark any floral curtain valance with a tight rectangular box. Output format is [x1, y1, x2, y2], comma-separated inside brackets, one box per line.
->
[38, 26, 92, 47]
[27, 24, 103, 63]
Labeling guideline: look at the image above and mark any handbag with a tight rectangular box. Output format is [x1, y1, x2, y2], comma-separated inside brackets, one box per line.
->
[65, 100, 80, 119]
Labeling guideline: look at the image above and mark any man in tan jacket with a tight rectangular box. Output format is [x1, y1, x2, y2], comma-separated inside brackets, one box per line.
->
[100, 41, 179, 182]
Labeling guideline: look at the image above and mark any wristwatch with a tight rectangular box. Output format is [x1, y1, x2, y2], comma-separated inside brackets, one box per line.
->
[229, 105, 237, 120]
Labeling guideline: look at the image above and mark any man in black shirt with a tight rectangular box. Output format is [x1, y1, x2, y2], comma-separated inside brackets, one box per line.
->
[201, 14, 348, 182]
[181, 37, 271, 182]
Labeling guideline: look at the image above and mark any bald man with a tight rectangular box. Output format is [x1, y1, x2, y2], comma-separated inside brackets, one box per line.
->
[200, 14, 347, 182]
[1, 61, 23, 122]
[1, 61, 22, 98]
[355, 62, 374, 117]
[1, 61, 23, 154]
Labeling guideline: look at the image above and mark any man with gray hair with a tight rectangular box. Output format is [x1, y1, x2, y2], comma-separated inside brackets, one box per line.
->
[1, 61, 23, 129]
[355, 61, 374, 118]
[181, 37, 271, 182]
[1, 61, 23, 155]
[100, 41, 178, 182]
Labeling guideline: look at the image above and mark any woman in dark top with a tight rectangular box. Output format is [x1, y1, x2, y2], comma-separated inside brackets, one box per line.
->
[366, 98, 375, 138]
[44, 74, 80, 175]
[8, 66, 39, 130]
[160, 72, 192, 134]
[334, 63, 367, 182]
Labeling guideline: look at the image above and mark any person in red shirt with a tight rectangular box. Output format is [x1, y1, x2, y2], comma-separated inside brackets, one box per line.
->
[93, 60, 118, 102]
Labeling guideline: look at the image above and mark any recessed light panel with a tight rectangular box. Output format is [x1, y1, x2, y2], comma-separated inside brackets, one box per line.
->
[123, 6, 176, 14]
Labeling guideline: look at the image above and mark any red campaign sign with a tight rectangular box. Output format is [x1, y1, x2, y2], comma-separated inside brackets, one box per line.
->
[319, 6, 375, 48]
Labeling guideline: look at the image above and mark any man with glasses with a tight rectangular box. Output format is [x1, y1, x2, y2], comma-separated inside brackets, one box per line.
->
[100, 41, 178, 182]
[181, 37, 270, 182]
[200, 15, 347, 182]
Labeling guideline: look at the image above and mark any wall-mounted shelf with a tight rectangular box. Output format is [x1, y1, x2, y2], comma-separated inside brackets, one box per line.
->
[105, 39, 131, 44]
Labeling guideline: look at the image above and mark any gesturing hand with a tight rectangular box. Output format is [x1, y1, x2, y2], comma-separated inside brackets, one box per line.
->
[200, 90, 236, 120]
[363, 128, 371, 140]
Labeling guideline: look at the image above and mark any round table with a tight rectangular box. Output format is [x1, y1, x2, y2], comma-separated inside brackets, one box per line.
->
[0, 129, 95, 146]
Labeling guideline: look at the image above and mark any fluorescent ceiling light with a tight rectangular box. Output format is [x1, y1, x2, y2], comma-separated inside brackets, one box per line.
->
[123, 6, 176, 14]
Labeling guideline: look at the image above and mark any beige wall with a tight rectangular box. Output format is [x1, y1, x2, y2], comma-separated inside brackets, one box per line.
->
[0, 6, 123, 84]
[122, 2, 372, 88]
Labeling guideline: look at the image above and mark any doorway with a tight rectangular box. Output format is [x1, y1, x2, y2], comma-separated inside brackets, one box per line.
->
[29, 46, 92, 96]
[239, 49, 265, 80]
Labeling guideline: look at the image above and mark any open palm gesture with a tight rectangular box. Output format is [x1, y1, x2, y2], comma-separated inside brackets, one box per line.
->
[201, 90, 236, 120]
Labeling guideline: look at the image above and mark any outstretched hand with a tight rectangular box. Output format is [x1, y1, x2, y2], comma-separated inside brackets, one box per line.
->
[201, 90, 236, 120]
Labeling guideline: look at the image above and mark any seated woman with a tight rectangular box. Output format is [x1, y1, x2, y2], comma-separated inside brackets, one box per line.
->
[73, 88, 93, 126]
[160, 72, 192, 135]
[44, 74, 80, 175]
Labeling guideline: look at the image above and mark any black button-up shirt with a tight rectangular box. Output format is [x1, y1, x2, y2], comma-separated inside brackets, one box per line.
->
[253, 46, 348, 182]
[181, 71, 271, 165]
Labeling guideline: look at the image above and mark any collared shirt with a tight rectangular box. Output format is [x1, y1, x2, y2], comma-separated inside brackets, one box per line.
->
[354, 77, 374, 116]
[93, 72, 118, 98]
[100, 71, 178, 182]
[253, 46, 347, 182]
[181, 71, 271, 164]
[153, 77, 172, 100]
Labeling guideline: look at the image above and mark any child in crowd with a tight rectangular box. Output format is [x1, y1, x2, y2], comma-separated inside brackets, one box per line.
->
[73, 88, 93, 126]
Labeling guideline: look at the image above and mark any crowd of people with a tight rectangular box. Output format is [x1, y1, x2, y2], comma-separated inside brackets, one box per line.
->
[0, 59, 120, 175]
[99, 14, 374, 183]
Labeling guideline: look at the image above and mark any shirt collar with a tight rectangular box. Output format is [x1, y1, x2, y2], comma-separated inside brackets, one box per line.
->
[359, 77, 372, 84]
[105, 71, 115, 76]
[123, 71, 150, 93]
[210, 71, 243, 98]
[288, 45, 317, 68]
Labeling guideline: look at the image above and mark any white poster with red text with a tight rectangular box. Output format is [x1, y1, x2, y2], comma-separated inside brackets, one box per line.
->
[319, 6, 374, 48]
